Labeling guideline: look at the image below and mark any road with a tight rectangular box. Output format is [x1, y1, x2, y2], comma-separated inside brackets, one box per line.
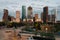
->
[0, 28, 60, 40]
[0, 28, 20, 40]
[55, 35, 60, 40]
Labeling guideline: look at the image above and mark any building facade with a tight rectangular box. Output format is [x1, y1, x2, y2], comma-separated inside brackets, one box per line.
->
[27, 6, 33, 19]
[41, 12, 43, 22]
[16, 11, 20, 23]
[22, 6, 26, 21]
[11, 16, 16, 22]
[48, 15, 51, 22]
[43, 6, 48, 23]
[51, 14, 55, 22]
[51, 9, 56, 23]
[34, 14, 38, 20]
[8, 15, 11, 21]
[3, 9, 8, 21]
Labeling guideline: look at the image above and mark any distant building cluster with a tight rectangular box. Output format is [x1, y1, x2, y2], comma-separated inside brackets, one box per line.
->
[3, 9, 20, 23]
[2, 6, 57, 23]
[41, 6, 56, 23]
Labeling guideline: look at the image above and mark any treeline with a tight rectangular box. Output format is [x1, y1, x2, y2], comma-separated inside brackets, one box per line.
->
[0, 21, 60, 32]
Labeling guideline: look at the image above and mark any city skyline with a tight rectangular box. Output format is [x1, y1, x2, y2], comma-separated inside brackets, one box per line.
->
[0, 0, 60, 21]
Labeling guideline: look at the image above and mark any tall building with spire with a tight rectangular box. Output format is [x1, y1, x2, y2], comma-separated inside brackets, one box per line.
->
[16, 11, 20, 23]
[3, 9, 8, 21]
[22, 6, 26, 21]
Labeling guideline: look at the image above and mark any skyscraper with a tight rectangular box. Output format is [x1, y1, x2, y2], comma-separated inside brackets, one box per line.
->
[43, 6, 48, 23]
[3, 9, 8, 21]
[27, 6, 33, 19]
[16, 11, 20, 23]
[22, 6, 26, 21]
[51, 8, 56, 23]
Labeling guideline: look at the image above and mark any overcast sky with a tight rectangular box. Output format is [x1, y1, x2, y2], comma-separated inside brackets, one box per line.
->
[0, 0, 60, 21]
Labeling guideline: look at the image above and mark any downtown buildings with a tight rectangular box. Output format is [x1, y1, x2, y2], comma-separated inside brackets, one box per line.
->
[3, 9, 20, 23]
[41, 6, 56, 23]
[2, 6, 56, 23]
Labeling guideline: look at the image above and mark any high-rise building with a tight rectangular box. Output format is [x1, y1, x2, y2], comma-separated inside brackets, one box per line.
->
[22, 6, 26, 21]
[51, 9, 56, 23]
[48, 15, 50, 22]
[16, 11, 20, 23]
[3, 9, 8, 21]
[51, 14, 55, 22]
[27, 6, 33, 19]
[41, 12, 43, 22]
[35, 14, 38, 20]
[43, 6, 48, 23]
